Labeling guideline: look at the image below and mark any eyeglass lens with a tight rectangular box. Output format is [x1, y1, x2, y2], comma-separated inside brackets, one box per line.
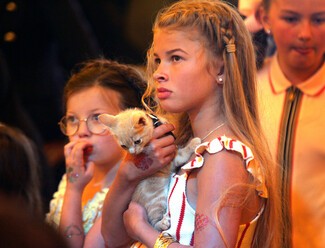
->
[59, 114, 107, 136]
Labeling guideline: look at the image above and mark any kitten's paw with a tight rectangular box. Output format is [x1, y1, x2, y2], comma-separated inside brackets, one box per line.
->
[155, 215, 170, 231]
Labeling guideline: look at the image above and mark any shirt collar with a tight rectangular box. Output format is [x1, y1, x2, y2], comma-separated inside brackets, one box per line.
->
[269, 54, 325, 96]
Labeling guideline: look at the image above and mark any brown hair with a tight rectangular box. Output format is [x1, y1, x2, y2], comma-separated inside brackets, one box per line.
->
[63, 58, 147, 112]
[261, 0, 272, 12]
[0, 123, 43, 218]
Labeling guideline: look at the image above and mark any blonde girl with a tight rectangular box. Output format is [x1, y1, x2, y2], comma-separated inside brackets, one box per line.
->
[100, 1, 282, 247]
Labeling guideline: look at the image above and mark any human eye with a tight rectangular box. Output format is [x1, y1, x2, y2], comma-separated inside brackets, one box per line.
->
[90, 113, 101, 123]
[154, 57, 161, 65]
[171, 55, 182, 62]
[66, 115, 78, 125]
[312, 15, 325, 25]
[282, 15, 299, 24]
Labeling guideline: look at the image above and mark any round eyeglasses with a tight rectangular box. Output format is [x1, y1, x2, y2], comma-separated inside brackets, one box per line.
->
[58, 114, 108, 136]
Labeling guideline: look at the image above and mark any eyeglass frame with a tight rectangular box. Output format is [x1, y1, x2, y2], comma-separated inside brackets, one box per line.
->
[58, 113, 108, 136]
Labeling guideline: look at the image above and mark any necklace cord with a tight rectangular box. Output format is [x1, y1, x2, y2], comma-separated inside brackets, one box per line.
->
[201, 123, 225, 141]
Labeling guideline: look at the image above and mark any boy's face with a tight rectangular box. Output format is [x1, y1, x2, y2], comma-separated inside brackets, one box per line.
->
[262, 0, 325, 76]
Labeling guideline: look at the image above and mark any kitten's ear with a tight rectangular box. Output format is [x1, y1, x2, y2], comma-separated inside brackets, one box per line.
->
[138, 116, 147, 126]
[98, 114, 117, 128]
[131, 112, 148, 127]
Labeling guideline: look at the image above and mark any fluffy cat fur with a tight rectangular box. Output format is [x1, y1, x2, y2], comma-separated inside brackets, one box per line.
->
[99, 108, 201, 231]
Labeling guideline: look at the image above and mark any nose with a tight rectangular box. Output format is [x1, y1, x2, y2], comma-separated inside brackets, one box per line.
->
[298, 20, 312, 41]
[129, 147, 135, 154]
[77, 119, 90, 137]
[153, 64, 168, 83]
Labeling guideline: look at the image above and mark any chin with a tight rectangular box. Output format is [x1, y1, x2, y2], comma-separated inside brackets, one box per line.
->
[159, 101, 180, 113]
[160, 105, 180, 113]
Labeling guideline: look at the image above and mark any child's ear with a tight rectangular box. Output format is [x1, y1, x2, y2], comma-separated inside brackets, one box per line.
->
[259, 7, 271, 34]
[98, 114, 117, 128]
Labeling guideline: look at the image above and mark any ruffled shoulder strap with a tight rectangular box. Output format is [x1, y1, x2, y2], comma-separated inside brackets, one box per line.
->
[182, 135, 268, 198]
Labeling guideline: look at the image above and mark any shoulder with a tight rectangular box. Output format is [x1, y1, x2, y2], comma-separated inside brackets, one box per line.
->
[191, 136, 254, 183]
[193, 140, 253, 208]
[185, 136, 254, 169]
[192, 137, 268, 199]
[198, 145, 250, 186]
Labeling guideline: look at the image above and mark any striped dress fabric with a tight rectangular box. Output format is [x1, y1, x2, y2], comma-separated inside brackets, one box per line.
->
[163, 136, 268, 247]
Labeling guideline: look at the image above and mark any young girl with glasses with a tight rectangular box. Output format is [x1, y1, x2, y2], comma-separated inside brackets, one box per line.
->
[46, 59, 176, 248]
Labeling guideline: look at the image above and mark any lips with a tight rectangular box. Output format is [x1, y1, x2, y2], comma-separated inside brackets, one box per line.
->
[293, 46, 313, 55]
[83, 145, 93, 161]
[157, 87, 172, 99]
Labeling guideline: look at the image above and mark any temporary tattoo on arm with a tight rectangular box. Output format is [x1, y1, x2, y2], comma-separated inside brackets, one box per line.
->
[66, 167, 79, 183]
[133, 153, 153, 171]
[64, 224, 83, 239]
[195, 213, 211, 232]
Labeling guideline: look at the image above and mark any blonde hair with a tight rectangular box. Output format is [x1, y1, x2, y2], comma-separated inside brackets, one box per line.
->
[142, 0, 282, 247]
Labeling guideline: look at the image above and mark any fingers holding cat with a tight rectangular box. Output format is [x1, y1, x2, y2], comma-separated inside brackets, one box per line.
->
[150, 123, 177, 165]
[120, 123, 177, 183]
[64, 140, 95, 191]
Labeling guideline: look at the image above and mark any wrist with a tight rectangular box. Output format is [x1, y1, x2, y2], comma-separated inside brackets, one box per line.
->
[132, 222, 160, 247]
[154, 233, 178, 248]
[65, 185, 84, 195]
[118, 159, 144, 185]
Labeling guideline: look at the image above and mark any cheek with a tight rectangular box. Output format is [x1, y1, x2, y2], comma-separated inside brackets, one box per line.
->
[272, 25, 291, 44]
[95, 135, 122, 154]
[93, 137, 124, 164]
[68, 135, 79, 142]
[178, 69, 205, 91]
[104, 134, 120, 147]
[315, 31, 325, 53]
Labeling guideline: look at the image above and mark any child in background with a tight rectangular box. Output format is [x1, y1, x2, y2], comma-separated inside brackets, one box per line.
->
[258, 0, 325, 247]
[100, 1, 282, 247]
[46, 59, 149, 248]
[0, 123, 43, 218]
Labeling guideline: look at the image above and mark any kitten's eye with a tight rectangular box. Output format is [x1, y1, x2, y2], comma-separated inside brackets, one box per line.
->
[121, 145, 128, 150]
[134, 139, 142, 145]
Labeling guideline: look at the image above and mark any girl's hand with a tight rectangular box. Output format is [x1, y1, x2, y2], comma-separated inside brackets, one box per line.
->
[119, 123, 177, 184]
[64, 140, 95, 191]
